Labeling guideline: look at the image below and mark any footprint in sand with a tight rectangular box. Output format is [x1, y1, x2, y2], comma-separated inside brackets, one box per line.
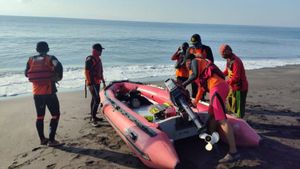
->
[66, 142, 80, 147]
[32, 147, 42, 152]
[109, 144, 121, 150]
[83, 116, 91, 120]
[98, 136, 109, 146]
[46, 163, 56, 169]
[18, 153, 28, 158]
[71, 154, 81, 160]
[259, 115, 268, 121]
[85, 160, 95, 166]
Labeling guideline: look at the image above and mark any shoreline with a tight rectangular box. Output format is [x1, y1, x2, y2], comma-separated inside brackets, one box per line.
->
[1, 64, 300, 101]
[1, 64, 300, 169]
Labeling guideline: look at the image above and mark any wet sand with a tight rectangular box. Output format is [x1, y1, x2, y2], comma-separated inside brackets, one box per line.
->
[0, 65, 299, 169]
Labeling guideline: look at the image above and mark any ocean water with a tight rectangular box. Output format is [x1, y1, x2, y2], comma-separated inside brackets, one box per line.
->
[1, 15, 300, 97]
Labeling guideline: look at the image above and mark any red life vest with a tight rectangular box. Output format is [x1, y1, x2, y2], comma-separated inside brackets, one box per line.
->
[195, 58, 225, 91]
[226, 55, 248, 91]
[188, 47, 207, 59]
[27, 55, 55, 85]
[86, 55, 103, 83]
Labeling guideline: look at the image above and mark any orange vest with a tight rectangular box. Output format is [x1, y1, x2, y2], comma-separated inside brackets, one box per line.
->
[176, 67, 189, 78]
[188, 47, 207, 59]
[27, 55, 55, 84]
[27, 55, 55, 95]
[85, 56, 103, 84]
[194, 58, 225, 91]
[175, 56, 189, 78]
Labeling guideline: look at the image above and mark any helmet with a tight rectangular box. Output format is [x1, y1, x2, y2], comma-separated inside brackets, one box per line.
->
[190, 34, 201, 45]
[36, 41, 49, 53]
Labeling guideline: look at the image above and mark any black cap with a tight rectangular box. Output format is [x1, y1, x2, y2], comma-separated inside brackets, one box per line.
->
[190, 34, 201, 45]
[93, 43, 105, 51]
[182, 42, 189, 50]
[36, 41, 49, 53]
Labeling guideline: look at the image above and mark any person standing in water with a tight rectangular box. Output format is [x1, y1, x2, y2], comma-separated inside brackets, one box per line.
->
[220, 44, 248, 118]
[85, 43, 106, 127]
[171, 42, 189, 83]
[25, 41, 64, 147]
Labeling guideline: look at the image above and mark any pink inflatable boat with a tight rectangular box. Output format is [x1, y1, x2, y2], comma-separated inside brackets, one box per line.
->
[100, 80, 260, 169]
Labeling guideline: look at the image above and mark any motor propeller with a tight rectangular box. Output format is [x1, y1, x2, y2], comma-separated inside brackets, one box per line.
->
[164, 78, 220, 151]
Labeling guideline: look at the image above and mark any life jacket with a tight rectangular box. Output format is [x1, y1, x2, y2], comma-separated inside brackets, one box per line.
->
[188, 46, 207, 59]
[175, 53, 189, 78]
[85, 55, 103, 83]
[227, 59, 235, 78]
[195, 58, 225, 91]
[27, 55, 55, 85]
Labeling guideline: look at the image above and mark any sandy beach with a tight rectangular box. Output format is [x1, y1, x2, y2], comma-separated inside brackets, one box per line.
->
[1, 65, 299, 169]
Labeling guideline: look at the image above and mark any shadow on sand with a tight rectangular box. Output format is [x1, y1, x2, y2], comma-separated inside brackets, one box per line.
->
[56, 145, 147, 168]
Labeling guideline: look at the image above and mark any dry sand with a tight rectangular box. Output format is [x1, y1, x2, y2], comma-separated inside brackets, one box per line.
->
[0, 65, 299, 169]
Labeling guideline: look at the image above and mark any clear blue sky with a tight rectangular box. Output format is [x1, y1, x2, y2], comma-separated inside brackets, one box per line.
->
[1, 0, 300, 27]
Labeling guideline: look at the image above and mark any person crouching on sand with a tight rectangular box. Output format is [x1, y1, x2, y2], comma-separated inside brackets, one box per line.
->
[25, 41, 64, 147]
[85, 43, 106, 127]
[182, 53, 240, 163]
[171, 42, 189, 84]
[220, 44, 248, 118]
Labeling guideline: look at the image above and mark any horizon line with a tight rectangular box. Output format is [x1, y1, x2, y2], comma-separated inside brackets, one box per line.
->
[1, 14, 299, 29]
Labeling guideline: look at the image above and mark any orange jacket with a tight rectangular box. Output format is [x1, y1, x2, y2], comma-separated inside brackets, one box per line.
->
[171, 51, 189, 78]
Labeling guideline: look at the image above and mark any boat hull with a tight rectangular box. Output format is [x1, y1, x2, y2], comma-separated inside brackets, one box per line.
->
[100, 81, 260, 168]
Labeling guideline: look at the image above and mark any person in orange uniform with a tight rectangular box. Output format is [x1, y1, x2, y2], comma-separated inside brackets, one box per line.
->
[85, 43, 106, 127]
[187, 34, 214, 99]
[182, 53, 240, 163]
[220, 44, 248, 118]
[171, 42, 189, 83]
[25, 41, 64, 147]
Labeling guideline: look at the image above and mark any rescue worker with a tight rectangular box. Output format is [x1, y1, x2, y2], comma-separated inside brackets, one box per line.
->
[25, 41, 64, 147]
[171, 42, 189, 83]
[85, 43, 106, 127]
[220, 44, 248, 118]
[182, 53, 240, 163]
[187, 34, 214, 99]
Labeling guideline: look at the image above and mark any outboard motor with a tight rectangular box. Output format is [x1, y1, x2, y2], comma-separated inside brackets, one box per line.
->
[164, 78, 219, 151]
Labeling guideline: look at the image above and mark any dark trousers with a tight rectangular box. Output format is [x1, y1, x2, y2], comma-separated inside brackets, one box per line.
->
[176, 76, 188, 84]
[191, 82, 198, 98]
[191, 82, 207, 100]
[89, 84, 100, 119]
[239, 90, 248, 118]
[34, 94, 60, 141]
